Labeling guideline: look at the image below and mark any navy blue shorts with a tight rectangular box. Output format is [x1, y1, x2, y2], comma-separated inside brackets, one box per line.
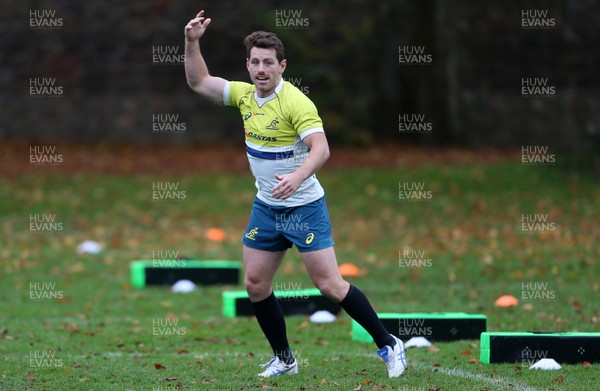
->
[242, 196, 335, 253]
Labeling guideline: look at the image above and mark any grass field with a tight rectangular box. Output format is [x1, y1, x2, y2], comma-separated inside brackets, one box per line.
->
[1, 159, 599, 390]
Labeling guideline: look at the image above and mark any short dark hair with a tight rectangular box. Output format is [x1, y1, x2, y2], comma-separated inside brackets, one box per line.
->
[243, 31, 285, 63]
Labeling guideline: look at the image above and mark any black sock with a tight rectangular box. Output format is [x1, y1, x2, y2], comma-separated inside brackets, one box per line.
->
[251, 292, 295, 364]
[339, 285, 395, 349]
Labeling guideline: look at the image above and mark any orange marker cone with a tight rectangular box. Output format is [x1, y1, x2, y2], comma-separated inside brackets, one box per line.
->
[494, 294, 519, 307]
[338, 263, 364, 277]
[205, 228, 226, 243]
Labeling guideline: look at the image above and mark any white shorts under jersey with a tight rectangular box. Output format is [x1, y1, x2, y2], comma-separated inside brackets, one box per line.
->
[224, 78, 325, 207]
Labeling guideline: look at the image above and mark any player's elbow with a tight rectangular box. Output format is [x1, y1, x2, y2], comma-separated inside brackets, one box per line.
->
[322, 145, 330, 161]
[318, 138, 330, 161]
[186, 77, 199, 92]
[186, 76, 202, 91]
[187, 79, 213, 102]
[312, 138, 330, 162]
[186, 72, 210, 90]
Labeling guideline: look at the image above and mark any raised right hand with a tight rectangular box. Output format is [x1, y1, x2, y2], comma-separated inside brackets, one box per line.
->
[184, 10, 212, 41]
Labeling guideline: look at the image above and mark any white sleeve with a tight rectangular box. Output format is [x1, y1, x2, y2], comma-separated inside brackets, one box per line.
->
[299, 127, 325, 140]
[223, 81, 231, 106]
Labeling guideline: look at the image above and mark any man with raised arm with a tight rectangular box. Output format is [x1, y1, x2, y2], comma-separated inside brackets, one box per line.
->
[184, 10, 406, 379]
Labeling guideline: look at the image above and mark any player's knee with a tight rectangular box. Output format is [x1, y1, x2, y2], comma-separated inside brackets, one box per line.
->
[245, 275, 271, 301]
[314, 279, 347, 302]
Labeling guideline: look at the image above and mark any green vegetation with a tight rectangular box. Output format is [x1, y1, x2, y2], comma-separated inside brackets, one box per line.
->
[1, 163, 598, 390]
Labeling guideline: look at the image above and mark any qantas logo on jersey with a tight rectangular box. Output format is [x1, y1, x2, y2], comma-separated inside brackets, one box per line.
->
[245, 129, 277, 142]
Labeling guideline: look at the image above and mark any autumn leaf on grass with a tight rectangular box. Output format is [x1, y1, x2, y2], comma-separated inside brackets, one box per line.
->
[317, 339, 329, 346]
[582, 361, 592, 367]
[468, 357, 478, 364]
[352, 384, 362, 391]
[429, 386, 441, 391]
[460, 349, 472, 356]
[179, 312, 191, 319]
[176, 349, 189, 354]
[61, 323, 78, 331]
[154, 363, 166, 370]
[553, 375, 564, 383]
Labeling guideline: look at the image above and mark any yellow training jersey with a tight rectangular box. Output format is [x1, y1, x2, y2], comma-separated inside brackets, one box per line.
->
[224, 78, 325, 207]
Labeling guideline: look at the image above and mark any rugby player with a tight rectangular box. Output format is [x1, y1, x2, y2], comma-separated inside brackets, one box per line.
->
[184, 10, 406, 378]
